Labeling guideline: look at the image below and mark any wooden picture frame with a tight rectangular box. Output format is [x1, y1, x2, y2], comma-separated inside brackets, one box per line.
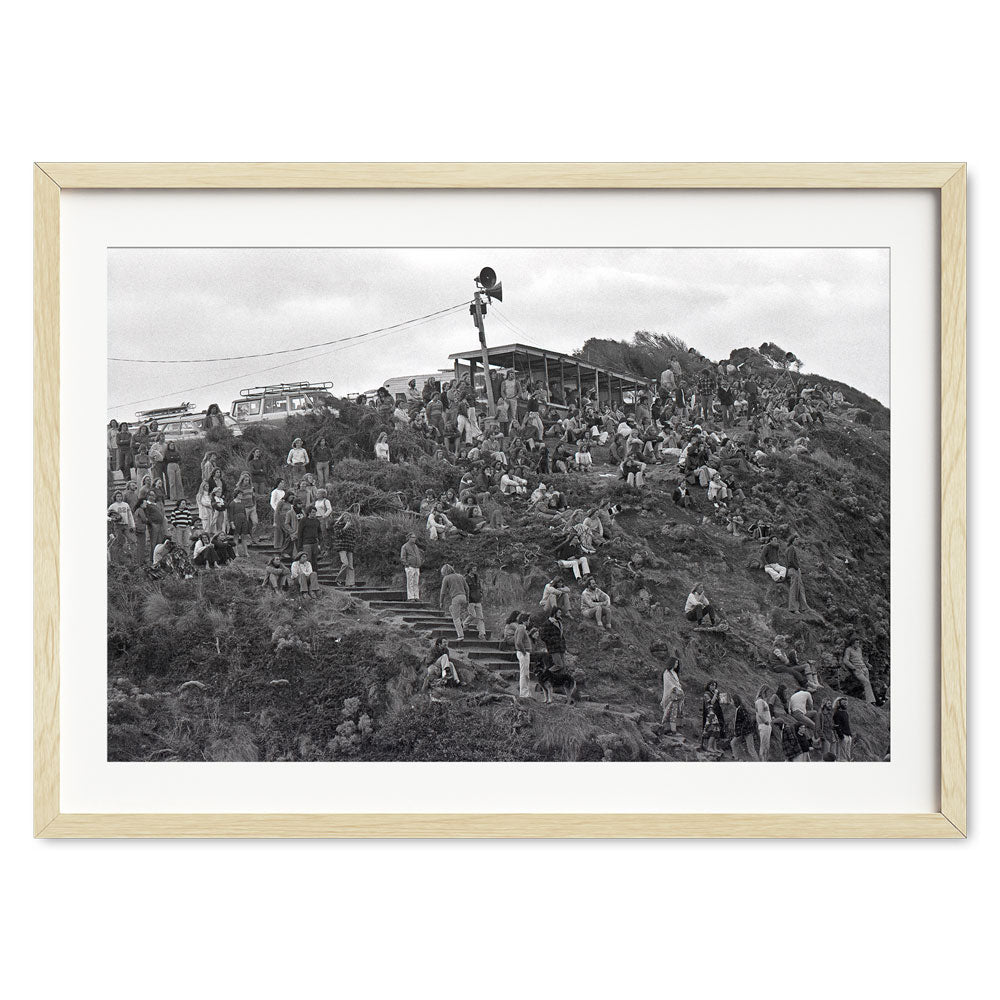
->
[33, 162, 967, 838]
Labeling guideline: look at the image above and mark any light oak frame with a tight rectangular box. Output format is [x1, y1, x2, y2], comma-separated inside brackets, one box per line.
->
[33, 162, 967, 838]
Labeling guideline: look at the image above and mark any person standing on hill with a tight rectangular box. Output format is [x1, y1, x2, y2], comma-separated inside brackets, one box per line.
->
[269, 477, 286, 523]
[312, 437, 332, 488]
[233, 472, 258, 543]
[660, 656, 684, 733]
[464, 565, 488, 640]
[730, 694, 760, 760]
[297, 507, 322, 568]
[275, 495, 298, 559]
[163, 441, 185, 501]
[832, 697, 853, 760]
[374, 431, 391, 462]
[539, 608, 567, 669]
[107, 419, 120, 473]
[843, 636, 876, 703]
[400, 532, 423, 601]
[202, 403, 227, 435]
[115, 422, 134, 480]
[755, 685, 773, 761]
[148, 433, 166, 494]
[332, 512, 357, 587]
[700, 681, 723, 754]
[313, 490, 333, 549]
[438, 563, 470, 643]
[248, 448, 268, 499]
[286, 438, 309, 486]
[513, 613, 534, 700]
[143, 493, 167, 558]
[818, 698, 836, 757]
[168, 497, 196, 553]
[785, 535, 810, 613]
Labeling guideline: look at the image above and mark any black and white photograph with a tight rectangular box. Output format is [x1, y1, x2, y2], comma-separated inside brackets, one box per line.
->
[106, 247, 890, 763]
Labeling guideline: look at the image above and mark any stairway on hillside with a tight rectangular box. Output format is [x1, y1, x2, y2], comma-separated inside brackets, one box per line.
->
[343, 587, 522, 679]
[247, 541, 350, 588]
[243, 542, 520, 678]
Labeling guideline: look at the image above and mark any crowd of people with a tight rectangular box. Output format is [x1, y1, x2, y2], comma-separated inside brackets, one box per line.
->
[107, 351, 883, 740]
[659, 651, 857, 761]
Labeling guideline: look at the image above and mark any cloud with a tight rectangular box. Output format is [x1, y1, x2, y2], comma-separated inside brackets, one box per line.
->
[108, 247, 889, 415]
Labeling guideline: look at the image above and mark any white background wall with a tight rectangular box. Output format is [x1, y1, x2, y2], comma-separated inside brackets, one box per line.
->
[2, 2, 991, 996]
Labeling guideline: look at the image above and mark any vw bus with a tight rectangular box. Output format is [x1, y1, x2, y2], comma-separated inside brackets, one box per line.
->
[229, 382, 338, 424]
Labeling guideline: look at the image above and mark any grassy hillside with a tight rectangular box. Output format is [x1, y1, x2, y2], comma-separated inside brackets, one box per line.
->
[108, 341, 890, 762]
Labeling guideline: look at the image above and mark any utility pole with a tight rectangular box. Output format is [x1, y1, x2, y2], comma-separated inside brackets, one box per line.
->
[472, 290, 496, 416]
[471, 266, 503, 417]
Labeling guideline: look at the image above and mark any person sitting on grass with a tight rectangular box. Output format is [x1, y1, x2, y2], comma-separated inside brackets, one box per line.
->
[209, 531, 237, 565]
[684, 582, 718, 627]
[426, 503, 457, 541]
[580, 577, 612, 631]
[761, 535, 786, 581]
[540, 577, 572, 615]
[422, 637, 460, 690]
[672, 483, 693, 508]
[263, 555, 291, 592]
[499, 469, 528, 496]
[620, 456, 646, 490]
[707, 471, 731, 502]
[192, 532, 219, 570]
[291, 551, 320, 598]
[574, 441, 594, 472]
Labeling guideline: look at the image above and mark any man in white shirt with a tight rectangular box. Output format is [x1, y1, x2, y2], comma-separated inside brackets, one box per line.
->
[313, 489, 333, 545]
[499, 472, 527, 496]
[270, 480, 286, 512]
[788, 688, 818, 736]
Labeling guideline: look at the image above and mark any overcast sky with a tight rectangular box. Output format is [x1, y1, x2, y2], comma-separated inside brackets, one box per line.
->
[108, 247, 889, 417]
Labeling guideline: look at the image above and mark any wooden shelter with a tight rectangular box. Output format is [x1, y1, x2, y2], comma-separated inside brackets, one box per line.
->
[447, 342, 653, 408]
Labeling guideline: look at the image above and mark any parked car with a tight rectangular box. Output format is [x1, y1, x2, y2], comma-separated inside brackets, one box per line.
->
[230, 381, 338, 424]
[159, 411, 242, 441]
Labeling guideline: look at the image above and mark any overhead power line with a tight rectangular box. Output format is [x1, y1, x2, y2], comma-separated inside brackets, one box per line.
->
[107, 303, 465, 412]
[109, 301, 470, 363]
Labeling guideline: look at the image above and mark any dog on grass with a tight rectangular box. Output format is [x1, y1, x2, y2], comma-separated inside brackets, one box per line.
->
[536, 655, 579, 705]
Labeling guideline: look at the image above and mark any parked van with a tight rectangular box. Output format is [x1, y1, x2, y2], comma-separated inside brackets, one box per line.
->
[230, 382, 338, 424]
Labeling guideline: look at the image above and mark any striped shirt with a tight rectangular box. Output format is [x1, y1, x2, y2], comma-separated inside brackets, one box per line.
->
[169, 505, 196, 529]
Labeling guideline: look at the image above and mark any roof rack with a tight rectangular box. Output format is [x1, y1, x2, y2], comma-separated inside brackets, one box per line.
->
[239, 381, 334, 397]
[135, 402, 196, 419]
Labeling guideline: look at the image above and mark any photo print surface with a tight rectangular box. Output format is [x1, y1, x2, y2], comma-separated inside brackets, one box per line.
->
[106, 248, 889, 763]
